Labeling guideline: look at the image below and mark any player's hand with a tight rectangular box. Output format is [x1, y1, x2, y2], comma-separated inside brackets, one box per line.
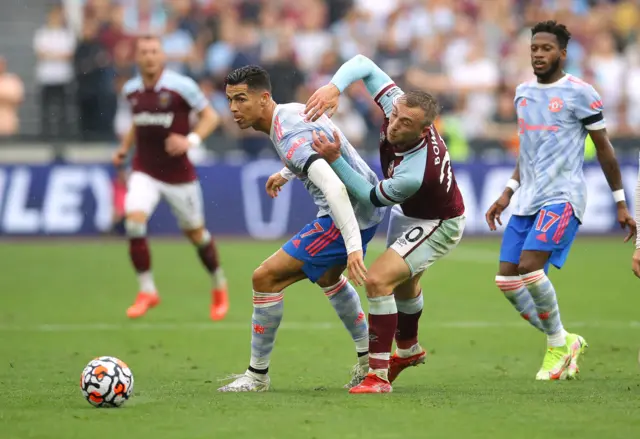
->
[632, 249, 640, 279]
[311, 130, 342, 164]
[304, 83, 340, 122]
[265, 172, 289, 198]
[165, 133, 190, 156]
[112, 147, 128, 168]
[617, 204, 637, 243]
[485, 192, 512, 231]
[347, 250, 367, 287]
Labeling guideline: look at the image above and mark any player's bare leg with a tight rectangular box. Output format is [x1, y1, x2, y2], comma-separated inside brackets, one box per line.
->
[184, 227, 228, 321]
[519, 250, 587, 380]
[496, 261, 545, 331]
[125, 211, 160, 318]
[316, 266, 369, 388]
[388, 273, 427, 383]
[350, 249, 411, 394]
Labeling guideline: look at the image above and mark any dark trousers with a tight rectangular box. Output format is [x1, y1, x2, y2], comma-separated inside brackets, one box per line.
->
[40, 84, 69, 140]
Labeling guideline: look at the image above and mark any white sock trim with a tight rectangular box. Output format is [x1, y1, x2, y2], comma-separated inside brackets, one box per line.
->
[395, 291, 423, 314]
[252, 291, 284, 309]
[368, 295, 397, 315]
[137, 271, 156, 294]
[322, 276, 348, 297]
[521, 269, 546, 286]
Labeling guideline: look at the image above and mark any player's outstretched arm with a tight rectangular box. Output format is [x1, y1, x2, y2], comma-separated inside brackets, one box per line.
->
[306, 159, 367, 285]
[265, 168, 296, 198]
[312, 130, 419, 208]
[590, 129, 636, 242]
[305, 54, 394, 121]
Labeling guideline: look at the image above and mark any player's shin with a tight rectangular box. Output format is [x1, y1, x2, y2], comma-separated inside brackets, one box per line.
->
[395, 291, 423, 357]
[521, 270, 567, 346]
[248, 291, 284, 378]
[495, 275, 544, 332]
[126, 219, 156, 294]
[323, 276, 369, 367]
[367, 295, 398, 381]
[194, 230, 227, 289]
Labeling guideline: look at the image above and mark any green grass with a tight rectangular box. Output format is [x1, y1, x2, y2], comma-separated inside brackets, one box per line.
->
[1, 238, 639, 439]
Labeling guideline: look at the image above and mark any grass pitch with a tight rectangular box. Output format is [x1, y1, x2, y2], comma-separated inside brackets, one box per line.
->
[1, 238, 639, 439]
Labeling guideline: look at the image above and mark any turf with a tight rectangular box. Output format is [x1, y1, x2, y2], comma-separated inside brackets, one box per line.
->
[1, 238, 639, 439]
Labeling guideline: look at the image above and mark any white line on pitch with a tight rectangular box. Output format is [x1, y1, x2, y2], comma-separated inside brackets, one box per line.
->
[0, 320, 639, 332]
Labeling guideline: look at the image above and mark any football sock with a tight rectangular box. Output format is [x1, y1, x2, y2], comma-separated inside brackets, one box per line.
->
[367, 295, 397, 381]
[195, 230, 226, 289]
[129, 237, 156, 294]
[495, 275, 544, 332]
[522, 270, 566, 347]
[395, 291, 424, 357]
[323, 276, 369, 361]
[249, 291, 284, 372]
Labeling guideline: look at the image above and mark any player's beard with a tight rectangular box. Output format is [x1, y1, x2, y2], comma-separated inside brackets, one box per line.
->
[534, 57, 561, 82]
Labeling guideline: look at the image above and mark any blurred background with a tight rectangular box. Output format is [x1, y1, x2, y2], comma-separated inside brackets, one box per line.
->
[0, 0, 638, 238]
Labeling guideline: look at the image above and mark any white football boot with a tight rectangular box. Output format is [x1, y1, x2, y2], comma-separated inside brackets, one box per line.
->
[217, 371, 270, 392]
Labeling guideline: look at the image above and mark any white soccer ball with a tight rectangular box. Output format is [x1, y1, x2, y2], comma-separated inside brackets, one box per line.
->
[80, 356, 134, 408]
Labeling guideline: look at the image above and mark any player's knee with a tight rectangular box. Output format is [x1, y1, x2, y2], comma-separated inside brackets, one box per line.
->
[125, 214, 147, 238]
[364, 273, 389, 298]
[252, 265, 275, 292]
[517, 260, 541, 276]
[184, 227, 208, 246]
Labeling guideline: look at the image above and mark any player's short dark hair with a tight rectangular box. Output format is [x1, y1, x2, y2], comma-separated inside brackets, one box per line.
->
[225, 65, 272, 92]
[135, 35, 162, 48]
[531, 20, 571, 49]
[398, 90, 440, 126]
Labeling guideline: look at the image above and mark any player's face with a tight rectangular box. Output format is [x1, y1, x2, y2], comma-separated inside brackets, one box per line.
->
[387, 102, 430, 146]
[136, 39, 165, 76]
[226, 84, 265, 129]
[530, 32, 565, 79]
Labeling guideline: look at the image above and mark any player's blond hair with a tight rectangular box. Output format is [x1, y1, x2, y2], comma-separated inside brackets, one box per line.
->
[398, 91, 440, 127]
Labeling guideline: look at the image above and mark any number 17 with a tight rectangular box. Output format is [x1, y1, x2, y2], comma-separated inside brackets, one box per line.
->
[535, 209, 560, 232]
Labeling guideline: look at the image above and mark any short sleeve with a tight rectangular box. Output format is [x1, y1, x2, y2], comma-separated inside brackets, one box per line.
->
[280, 132, 321, 175]
[176, 76, 209, 112]
[373, 83, 405, 119]
[574, 85, 605, 131]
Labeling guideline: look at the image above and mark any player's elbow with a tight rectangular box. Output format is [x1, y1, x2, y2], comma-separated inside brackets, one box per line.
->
[324, 181, 348, 204]
[351, 54, 373, 67]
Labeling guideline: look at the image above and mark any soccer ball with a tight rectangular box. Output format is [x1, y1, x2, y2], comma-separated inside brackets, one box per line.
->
[80, 356, 134, 408]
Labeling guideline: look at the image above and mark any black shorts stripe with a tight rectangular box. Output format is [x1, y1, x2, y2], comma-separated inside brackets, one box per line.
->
[403, 220, 443, 259]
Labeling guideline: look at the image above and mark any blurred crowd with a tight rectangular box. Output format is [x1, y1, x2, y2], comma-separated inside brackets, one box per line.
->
[9, 0, 640, 158]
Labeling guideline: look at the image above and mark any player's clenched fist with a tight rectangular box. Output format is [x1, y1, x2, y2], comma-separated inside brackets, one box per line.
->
[347, 250, 367, 287]
[304, 83, 340, 122]
[112, 147, 128, 167]
[165, 133, 191, 156]
[485, 193, 512, 231]
[265, 172, 288, 198]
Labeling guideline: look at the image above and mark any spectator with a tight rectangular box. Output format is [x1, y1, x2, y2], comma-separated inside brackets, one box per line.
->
[123, 0, 166, 36]
[162, 15, 195, 74]
[33, 4, 76, 140]
[74, 18, 110, 140]
[0, 57, 24, 136]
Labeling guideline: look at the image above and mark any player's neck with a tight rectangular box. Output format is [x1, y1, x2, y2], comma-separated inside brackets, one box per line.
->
[142, 69, 164, 89]
[394, 136, 424, 153]
[537, 70, 565, 85]
[254, 100, 278, 135]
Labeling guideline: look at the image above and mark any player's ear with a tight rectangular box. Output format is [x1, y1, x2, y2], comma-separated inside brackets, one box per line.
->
[261, 92, 270, 106]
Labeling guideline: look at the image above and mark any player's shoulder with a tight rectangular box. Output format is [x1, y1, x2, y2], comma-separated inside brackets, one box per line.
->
[157, 70, 199, 95]
[515, 79, 537, 96]
[122, 76, 143, 97]
[564, 74, 599, 95]
[275, 103, 306, 122]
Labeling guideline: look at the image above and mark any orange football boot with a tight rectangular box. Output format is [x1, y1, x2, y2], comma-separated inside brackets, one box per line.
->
[348, 373, 392, 394]
[126, 292, 160, 318]
[210, 286, 229, 321]
[388, 349, 427, 383]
